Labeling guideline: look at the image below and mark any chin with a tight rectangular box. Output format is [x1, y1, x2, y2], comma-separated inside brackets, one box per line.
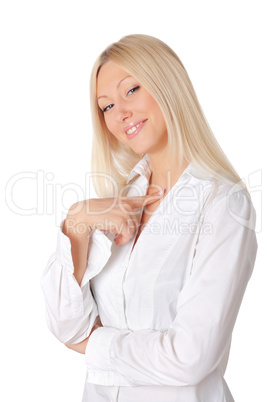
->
[125, 139, 153, 155]
[127, 145, 149, 156]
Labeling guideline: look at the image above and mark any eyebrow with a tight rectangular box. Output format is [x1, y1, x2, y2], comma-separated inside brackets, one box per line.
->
[97, 75, 132, 100]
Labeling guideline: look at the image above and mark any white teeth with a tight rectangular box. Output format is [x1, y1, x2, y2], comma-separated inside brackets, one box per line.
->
[126, 123, 141, 135]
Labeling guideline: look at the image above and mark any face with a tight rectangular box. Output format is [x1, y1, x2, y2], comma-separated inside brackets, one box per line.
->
[96, 61, 168, 156]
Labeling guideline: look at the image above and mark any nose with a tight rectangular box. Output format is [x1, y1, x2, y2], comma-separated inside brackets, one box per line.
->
[114, 100, 133, 122]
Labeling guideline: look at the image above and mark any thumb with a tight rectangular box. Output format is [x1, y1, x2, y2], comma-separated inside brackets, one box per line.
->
[142, 189, 167, 207]
[124, 189, 166, 209]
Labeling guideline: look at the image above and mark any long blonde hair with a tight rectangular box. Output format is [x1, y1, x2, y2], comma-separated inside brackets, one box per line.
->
[90, 34, 248, 197]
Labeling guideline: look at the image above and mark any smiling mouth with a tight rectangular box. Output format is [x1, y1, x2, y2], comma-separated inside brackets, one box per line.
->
[124, 119, 147, 140]
[124, 119, 148, 139]
[126, 123, 143, 135]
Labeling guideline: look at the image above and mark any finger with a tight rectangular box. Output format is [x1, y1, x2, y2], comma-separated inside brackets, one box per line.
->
[114, 215, 140, 245]
[128, 215, 141, 232]
[120, 207, 141, 226]
[91, 212, 139, 237]
[121, 216, 140, 239]
[121, 189, 166, 209]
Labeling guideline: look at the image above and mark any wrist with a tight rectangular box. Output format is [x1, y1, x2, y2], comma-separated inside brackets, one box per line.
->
[63, 217, 92, 240]
[90, 324, 102, 337]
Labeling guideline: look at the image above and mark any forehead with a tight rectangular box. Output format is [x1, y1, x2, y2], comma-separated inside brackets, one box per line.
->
[96, 61, 134, 95]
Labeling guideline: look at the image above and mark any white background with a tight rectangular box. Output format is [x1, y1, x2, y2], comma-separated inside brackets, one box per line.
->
[1, 1, 266, 401]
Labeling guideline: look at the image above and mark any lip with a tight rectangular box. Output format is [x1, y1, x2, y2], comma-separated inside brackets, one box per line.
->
[123, 119, 148, 134]
[123, 119, 148, 140]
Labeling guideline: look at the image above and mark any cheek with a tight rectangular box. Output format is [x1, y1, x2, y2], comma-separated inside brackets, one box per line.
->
[144, 94, 164, 121]
[104, 117, 125, 144]
[150, 101, 167, 131]
[157, 111, 167, 132]
[104, 117, 117, 137]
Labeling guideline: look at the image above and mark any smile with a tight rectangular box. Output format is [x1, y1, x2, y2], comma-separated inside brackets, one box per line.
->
[124, 119, 148, 139]
[126, 123, 143, 135]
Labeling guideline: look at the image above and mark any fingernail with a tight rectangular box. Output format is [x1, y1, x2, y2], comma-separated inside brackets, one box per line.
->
[158, 189, 166, 196]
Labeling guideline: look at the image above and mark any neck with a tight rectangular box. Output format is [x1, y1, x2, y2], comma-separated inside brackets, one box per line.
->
[147, 150, 189, 192]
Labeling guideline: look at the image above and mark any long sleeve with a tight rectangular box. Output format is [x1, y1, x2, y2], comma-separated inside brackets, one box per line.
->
[85, 187, 258, 387]
[41, 220, 113, 344]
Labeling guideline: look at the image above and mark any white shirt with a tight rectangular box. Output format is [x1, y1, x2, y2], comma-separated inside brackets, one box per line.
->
[41, 154, 258, 402]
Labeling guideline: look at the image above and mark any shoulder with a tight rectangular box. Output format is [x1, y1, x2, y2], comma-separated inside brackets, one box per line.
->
[203, 178, 256, 231]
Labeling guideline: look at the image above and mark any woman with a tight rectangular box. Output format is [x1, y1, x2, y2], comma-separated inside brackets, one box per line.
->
[41, 34, 258, 401]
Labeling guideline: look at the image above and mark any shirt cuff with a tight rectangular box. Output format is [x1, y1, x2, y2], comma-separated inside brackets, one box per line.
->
[56, 220, 113, 287]
[81, 229, 113, 287]
[85, 327, 131, 386]
[55, 219, 75, 273]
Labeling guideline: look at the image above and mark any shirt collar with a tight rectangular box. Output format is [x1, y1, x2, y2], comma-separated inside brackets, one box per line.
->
[126, 154, 212, 185]
[126, 154, 152, 184]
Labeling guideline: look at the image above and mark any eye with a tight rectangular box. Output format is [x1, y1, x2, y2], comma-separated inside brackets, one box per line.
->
[102, 104, 114, 113]
[127, 86, 140, 95]
[101, 86, 140, 113]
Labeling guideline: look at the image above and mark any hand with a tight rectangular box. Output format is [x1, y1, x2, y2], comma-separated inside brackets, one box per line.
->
[64, 189, 166, 246]
[65, 317, 103, 354]
[90, 315, 103, 335]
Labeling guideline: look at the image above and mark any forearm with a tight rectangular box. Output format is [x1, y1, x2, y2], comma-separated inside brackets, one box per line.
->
[42, 218, 113, 344]
[66, 336, 89, 354]
[62, 216, 92, 286]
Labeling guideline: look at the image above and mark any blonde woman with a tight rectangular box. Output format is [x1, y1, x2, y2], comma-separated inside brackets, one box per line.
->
[41, 34, 258, 402]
